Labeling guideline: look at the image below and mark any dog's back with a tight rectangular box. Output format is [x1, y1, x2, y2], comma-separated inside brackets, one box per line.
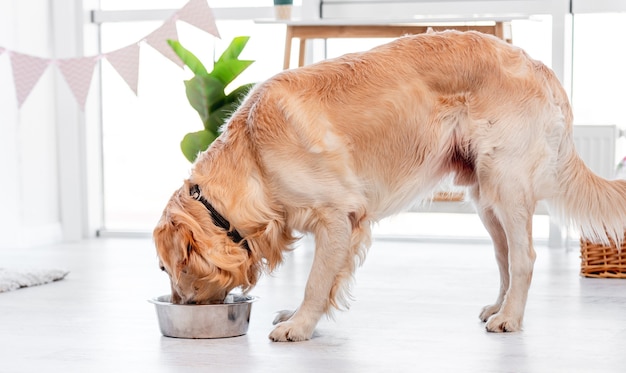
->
[242, 31, 572, 221]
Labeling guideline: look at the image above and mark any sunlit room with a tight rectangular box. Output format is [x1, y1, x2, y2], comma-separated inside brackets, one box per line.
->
[1, 0, 626, 371]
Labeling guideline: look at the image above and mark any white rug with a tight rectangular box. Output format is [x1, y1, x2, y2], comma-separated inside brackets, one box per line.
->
[0, 268, 69, 293]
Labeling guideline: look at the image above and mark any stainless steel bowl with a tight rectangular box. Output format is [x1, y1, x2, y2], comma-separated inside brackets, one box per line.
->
[149, 294, 257, 339]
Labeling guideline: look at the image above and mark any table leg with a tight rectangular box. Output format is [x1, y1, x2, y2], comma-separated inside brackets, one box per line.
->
[495, 22, 512, 43]
[298, 38, 306, 67]
[283, 26, 293, 70]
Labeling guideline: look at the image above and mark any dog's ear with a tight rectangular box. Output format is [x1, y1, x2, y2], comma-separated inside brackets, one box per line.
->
[154, 218, 175, 276]
[153, 188, 201, 281]
[174, 197, 256, 290]
[153, 213, 188, 284]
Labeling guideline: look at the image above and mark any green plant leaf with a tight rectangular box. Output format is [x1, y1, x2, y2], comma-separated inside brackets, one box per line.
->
[167, 40, 208, 77]
[184, 75, 226, 125]
[217, 36, 250, 63]
[211, 59, 254, 87]
[205, 83, 255, 133]
[205, 84, 253, 133]
[174, 37, 255, 162]
[225, 83, 255, 104]
[206, 107, 230, 134]
[180, 130, 218, 163]
[210, 37, 254, 86]
[206, 102, 239, 134]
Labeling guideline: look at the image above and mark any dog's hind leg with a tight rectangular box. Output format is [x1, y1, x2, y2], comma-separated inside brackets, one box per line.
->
[468, 132, 542, 331]
[486, 212, 536, 332]
[470, 185, 510, 322]
[478, 179, 537, 332]
[269, 207, 355, 342]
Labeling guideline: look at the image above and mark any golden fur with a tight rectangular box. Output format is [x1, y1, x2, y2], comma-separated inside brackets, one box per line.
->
[154, 31, 626, 341]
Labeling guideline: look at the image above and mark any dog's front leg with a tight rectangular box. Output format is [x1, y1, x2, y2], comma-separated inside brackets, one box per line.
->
[269, 211, 351, 342]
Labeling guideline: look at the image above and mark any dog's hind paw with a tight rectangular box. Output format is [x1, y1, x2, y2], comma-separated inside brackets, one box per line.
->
[272, 310, 295, 325]
[485, 313, 522, 333]
[269, 320, 314, 342]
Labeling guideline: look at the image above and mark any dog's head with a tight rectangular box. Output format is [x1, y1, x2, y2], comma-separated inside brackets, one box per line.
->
[153, 181, 258, 304]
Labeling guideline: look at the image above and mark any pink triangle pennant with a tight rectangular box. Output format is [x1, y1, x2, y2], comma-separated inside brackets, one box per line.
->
[177, 0, 220, 38]
[145, 18, 184, 68]
[105, 44, 140, 95]
[57, 56, 99, 111]
[9, 52, 51, 108]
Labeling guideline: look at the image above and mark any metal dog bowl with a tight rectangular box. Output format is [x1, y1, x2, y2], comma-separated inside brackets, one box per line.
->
[149, 294, 257, 339]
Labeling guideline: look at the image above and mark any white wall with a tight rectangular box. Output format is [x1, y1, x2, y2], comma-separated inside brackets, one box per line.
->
[0, 0, 62, 248]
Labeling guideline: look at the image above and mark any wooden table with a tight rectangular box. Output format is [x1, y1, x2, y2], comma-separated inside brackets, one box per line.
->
[274, 20, 511, 69]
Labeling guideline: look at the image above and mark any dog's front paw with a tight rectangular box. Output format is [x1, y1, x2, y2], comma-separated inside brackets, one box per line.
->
[479, 304, 502, 322]
[485, 312, 522, 333]
[272, 310, 295, 325]
[268, 321, 314, 342]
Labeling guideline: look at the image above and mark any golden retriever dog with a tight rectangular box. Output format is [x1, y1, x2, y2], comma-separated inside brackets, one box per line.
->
[153, 30, 626, 342]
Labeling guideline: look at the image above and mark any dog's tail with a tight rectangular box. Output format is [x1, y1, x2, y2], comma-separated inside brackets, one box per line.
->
[546, 137, 626, 244]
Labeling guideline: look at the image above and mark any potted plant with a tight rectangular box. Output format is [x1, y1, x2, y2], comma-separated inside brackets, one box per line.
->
[167, 37, 255, 162]
[273, 0, 293, 20]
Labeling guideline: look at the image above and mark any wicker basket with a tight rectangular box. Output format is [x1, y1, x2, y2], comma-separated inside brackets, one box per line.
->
[580, 235, 626, 278]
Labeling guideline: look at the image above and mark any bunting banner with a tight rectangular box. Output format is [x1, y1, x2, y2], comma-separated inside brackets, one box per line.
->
[0, 0, 219, 111]
[57, 56, 100, 110]
[178, 0, 221, 38]
[104, 44, 141, 95]
[9, 52, 51, 108]
[145, 18, 184, 68]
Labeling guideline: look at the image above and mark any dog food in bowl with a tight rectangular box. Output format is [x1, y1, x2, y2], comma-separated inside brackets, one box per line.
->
[149, 294, 257, 338]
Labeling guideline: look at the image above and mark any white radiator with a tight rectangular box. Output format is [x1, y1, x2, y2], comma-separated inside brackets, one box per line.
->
[572, 125, 620, 179]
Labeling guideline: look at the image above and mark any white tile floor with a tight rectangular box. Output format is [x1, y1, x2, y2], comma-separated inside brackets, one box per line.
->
[1, 236, 625, 373]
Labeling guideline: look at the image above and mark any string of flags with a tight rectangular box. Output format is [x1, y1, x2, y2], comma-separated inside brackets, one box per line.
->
[0, 0, 220, 110]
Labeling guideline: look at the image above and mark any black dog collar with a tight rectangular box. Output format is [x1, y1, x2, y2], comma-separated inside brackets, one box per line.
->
[190, 184, 250, 252]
